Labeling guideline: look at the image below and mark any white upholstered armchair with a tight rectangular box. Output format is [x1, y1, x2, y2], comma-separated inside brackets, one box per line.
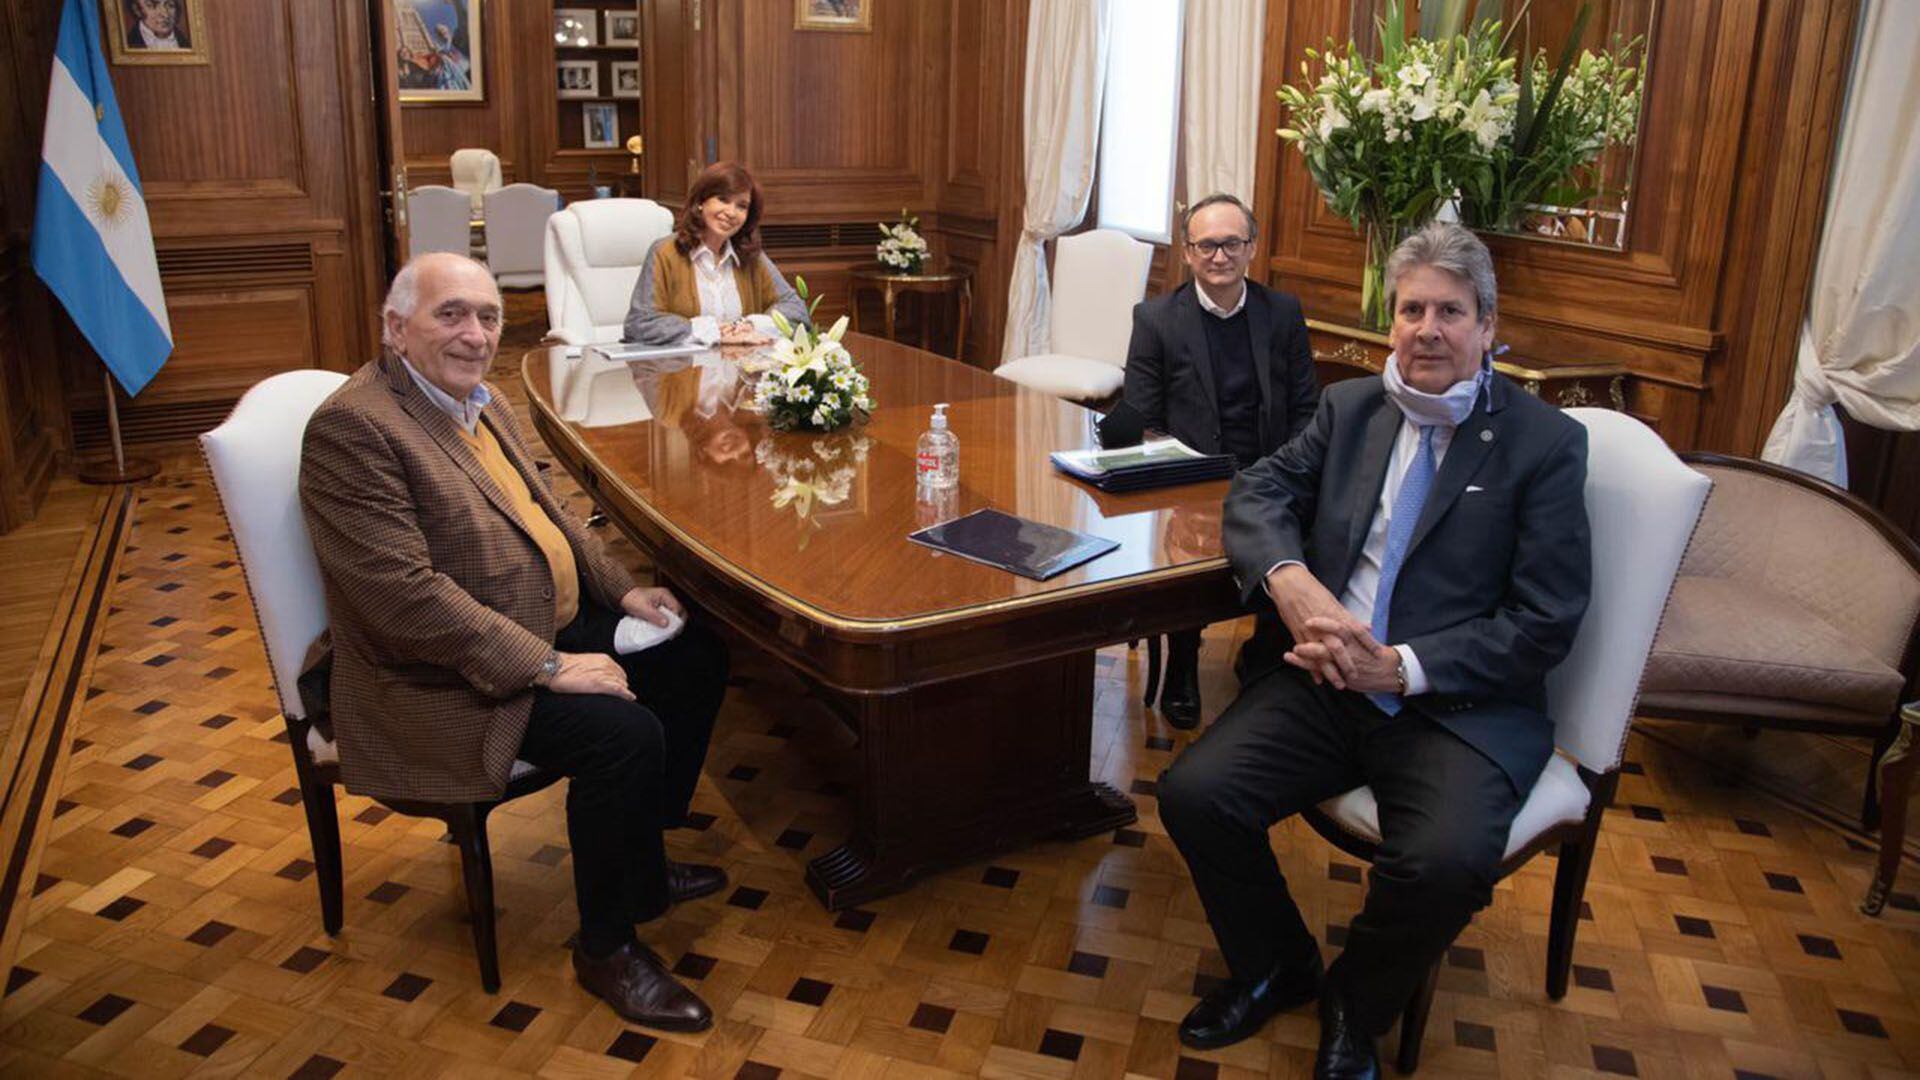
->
[1303, 408, 1711, 1072]
[994, 228, 1153, 402]
[542, 197, 676, 346]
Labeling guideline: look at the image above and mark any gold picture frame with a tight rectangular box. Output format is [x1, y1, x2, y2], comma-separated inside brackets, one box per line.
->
[794, 0, 871, 32]
[394, 0, 485, 104]
[102, 0, 211, 66]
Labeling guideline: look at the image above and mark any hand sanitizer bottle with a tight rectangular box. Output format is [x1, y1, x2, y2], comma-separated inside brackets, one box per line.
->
[916, 403, 959, 490]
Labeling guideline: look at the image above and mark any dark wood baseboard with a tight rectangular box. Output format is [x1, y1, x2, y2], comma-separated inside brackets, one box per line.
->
[0, 484, 134, 984]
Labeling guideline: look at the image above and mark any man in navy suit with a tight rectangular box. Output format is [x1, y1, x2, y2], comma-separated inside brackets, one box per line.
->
[1123, 194, 1320, 728]
[1158, 222, 1592, 1078]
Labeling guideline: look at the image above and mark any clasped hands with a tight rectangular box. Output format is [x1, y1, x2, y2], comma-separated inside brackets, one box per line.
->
[1265, 564, 1402, 693]
[545, 586, 685, 699]
[717, 318, 771, 346]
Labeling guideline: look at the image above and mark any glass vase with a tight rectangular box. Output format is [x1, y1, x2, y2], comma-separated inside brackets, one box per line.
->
[1359, 219, 1405, 333]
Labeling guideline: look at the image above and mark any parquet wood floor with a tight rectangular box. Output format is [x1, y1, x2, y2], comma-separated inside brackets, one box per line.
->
[2, 343, 1917, 1077]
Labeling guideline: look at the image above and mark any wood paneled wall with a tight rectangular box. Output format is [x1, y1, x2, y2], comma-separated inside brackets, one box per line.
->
[1254, 0, 1858, 452]
[0, 8, 67, 532]
[0, 0, 387, 523]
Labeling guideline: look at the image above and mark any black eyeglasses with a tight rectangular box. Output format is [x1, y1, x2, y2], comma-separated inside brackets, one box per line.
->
[1187, 237, 1252, 258]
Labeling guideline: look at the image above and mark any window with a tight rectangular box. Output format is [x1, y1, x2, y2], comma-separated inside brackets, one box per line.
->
[1096, 0, 1185, 244]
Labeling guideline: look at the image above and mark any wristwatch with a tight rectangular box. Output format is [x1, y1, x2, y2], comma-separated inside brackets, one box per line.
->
[1393, 652, 1408, 695]
[534, 651, 560, 688]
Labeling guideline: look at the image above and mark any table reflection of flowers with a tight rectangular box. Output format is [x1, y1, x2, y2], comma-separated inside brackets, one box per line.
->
[756, 431, 872, 544]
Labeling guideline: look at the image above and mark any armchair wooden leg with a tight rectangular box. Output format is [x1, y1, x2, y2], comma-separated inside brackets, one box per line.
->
[1862, 703, 1917, 916]
[1396, 958, 1442, 1074]
[1144, 636, 1163, 708]
[449, 804, 503, 992]
[1547, 773, 1615, 1000]
[293, 768, 344, 935]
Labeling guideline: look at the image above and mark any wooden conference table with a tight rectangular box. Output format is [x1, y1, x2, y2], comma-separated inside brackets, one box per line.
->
[524, 335, 1244, 909]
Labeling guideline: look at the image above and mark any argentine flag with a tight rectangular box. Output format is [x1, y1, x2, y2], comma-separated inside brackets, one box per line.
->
[32, 0, 172, 397]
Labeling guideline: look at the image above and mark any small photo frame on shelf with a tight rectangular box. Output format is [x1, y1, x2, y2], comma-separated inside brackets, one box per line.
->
[610, 61, 641, 99]
[582, 102, 618, 149]
[103, 0, 211, 65]
[392, 0, 483, 102]
[553, 7, 597, 48]
[603, 9, 640, 47]
[794, 0, 871, 32]
[557, 59, 598, 99]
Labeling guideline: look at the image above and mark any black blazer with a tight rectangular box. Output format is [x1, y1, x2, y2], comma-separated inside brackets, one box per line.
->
[1222, 374, 1592, 792]
[1122, 281, 1319, 457]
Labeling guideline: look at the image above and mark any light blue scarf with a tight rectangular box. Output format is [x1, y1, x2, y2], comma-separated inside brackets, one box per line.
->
[1382, 351, 1491, 428]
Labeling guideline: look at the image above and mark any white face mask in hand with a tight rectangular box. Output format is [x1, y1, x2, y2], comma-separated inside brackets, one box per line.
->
[1382, 352, 1490, 428]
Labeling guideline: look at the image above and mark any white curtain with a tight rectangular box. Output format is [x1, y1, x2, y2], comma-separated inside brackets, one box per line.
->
[1001, 0, 1112, 363]
[1181, 0, 1265, 212]
[1761, 0, 1920, 483]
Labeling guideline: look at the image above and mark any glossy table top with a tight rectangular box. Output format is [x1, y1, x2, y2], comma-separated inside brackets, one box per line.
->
[523, 335, 1231, 630]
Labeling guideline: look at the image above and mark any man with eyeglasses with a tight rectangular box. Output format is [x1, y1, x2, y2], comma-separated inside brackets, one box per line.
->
[1123, 193, 1320, 729]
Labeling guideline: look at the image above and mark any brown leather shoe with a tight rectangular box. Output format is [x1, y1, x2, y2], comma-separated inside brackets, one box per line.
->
[572, 941, 713, 1032]
[666, 859, 728, 904]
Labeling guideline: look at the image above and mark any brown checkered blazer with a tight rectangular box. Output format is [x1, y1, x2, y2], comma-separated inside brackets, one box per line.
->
[299, 355, 636, 802]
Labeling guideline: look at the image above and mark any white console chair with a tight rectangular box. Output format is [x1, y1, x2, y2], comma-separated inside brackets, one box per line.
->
[406, 184, 475, 260]
[482, 183, 560, 289]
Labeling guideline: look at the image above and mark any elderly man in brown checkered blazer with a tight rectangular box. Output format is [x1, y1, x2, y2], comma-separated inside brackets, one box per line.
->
[299, 252, 728, 1032]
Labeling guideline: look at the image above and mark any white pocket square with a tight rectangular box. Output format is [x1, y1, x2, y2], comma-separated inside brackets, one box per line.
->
[1465, 485, 1486, 494]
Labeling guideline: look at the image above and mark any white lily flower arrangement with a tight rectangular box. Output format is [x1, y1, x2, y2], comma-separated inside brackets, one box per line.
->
[751, 277, 874, 433]
[1276, 0, 1640, 327]
[876, 209, 930, 273]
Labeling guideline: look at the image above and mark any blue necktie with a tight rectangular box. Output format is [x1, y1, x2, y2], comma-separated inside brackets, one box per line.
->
[1367, 425, 1437, 715]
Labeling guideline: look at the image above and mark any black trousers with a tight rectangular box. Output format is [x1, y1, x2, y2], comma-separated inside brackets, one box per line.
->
[515, 602, 728, 956]
[1158, 666, 1519, 1035]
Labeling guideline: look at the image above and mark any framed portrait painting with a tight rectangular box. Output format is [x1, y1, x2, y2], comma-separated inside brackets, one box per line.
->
[394, 0, 484, 103]
[794, 0, 871, 32]
[604, 9, 640, 48]
[582, 103, 619, 150]
[103, 0, 211, 65]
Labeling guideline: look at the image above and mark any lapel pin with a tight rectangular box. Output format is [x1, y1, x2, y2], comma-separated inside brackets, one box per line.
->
[1480, 429, 1494, 442]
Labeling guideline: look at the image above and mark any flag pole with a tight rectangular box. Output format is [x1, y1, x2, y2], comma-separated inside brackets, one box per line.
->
[77, 368, 158, 485]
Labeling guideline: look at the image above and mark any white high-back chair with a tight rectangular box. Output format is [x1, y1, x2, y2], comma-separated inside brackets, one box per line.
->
[406, 185, 474, 259]
[449, 148, 503, 214]
[199, 371, 554, 994]
[542, 197, 676, 345]
[1301, 408, 1710, 1073]
[482, 183, 559, 289]
[994, 228, 1154, 401]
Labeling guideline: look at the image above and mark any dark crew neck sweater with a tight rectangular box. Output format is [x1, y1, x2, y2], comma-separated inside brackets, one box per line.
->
[1201, 305, 1261, 467]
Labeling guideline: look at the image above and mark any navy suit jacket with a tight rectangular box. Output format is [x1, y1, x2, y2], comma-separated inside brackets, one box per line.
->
[1123, 281, 1319, 457]
[1222, 374, 1593, 792]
